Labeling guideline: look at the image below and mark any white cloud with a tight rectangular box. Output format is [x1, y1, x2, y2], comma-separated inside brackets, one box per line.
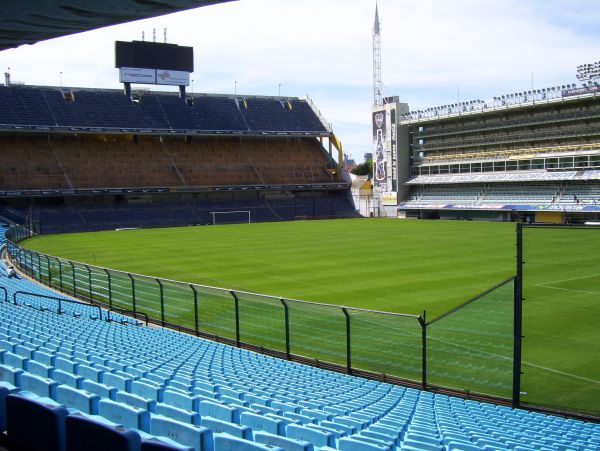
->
[1, 0, 599, 159]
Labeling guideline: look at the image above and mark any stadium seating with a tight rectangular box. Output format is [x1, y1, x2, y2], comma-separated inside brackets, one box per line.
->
[0, 226, 599, 450]
[24, 195, 355, 234]
[0, 86, 328, 134]
[0, 133, 336, 192]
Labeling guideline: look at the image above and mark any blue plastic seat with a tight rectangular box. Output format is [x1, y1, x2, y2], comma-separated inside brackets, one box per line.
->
[132, 380, 164, 402]
[0, 381, 18, 432]
[286, 423, 336, 448]
[253, 431, 314, 451]
[52, 369, 85, 388]
[201, 417, 252, 440]
[240, 412, 285, 437]
[104, 372, 133, 392]
[200, 400, 240, 424]
[213, 433, 282, 451]
[77, 364, 104, 383]
[81, 379, 117, 400]
[65, 413, 142, 451]
[6, 392, 69, 451]
[141, 436, 194, 450]
[2, 351, 28, 370]
[0, 364, 23, 386]
[98, 398, 151, 432]
[150, 415, 213, 451]
[26, 359, 54, 378]
[339, 436, 391, 451]
[18, 372, 58, 399]
[116, 390, 158, 413]
[163, 390, 202, 412]
[56, 385, 101, 414]
[156, 402, 201, 425]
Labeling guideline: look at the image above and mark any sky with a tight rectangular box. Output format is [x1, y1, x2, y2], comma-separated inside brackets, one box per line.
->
[1, 0, 599, 161]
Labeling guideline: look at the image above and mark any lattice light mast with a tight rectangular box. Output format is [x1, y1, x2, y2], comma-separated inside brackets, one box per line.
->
[373, 3, 383, 106]
[576, 61, 600, 82]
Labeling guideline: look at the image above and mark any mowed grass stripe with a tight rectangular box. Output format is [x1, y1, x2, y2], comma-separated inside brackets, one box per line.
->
[23, 219, 516, 317]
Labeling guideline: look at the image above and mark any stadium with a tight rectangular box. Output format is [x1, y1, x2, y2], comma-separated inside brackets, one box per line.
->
[0, 1, 598, 451]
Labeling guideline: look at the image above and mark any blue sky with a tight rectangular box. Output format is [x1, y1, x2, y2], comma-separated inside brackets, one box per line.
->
[1, 0, 599, 161]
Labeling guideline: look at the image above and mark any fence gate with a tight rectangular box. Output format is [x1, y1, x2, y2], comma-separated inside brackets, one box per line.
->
[520, 224, 600, 417]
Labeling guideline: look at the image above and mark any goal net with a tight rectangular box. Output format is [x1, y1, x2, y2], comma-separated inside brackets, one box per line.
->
[211, 210, 252, 225]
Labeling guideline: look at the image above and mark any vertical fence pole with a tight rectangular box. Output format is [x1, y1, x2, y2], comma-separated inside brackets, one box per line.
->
[104, 269, 113, 310]
[280, 298, 290, 360]
[25, 250, 31, 277]
[22, 250, 28, 276]
[342, 307, 351, 374]
[190, 284, 199, 337]
[85, 265, 93, 300]
[69, 261, 76, 296]
[36, 253, 42, 281]
[58, 259, 63, 292]
[29, 251, 34, 277]
[45, 255, 52, 287]
[157, 279, 165, 327]
[230, 290, 240, 347]
[421, 311, 427, 390]
[513, 223, 524, 408]
[128, 273, 136, 315]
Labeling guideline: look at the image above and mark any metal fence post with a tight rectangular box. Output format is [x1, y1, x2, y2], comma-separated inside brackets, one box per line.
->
[157, 278, 165, 326]
[29, 251, 35, 277]
[69, 261, 76, 296]
[45, 255, 52, 287]
[280, 298, 290, 360]
[24, 250, 30, 276]
[25, 250, 29, 276]
[85, 265, 93, 300]
[104, 269, 113, 309]
[342, 307, 351, 374]
[513, 223, 524, 408]
[57, 258, 63, 292]
[190, 284, 199, 336]
[128, 273, 136, 314]
[421, 311, 427, 390]
[36, 253, 42, 281]
[230, 290, 240, 347]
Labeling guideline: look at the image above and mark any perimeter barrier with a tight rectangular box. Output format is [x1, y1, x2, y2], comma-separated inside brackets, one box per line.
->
[5, 224, 599, 419]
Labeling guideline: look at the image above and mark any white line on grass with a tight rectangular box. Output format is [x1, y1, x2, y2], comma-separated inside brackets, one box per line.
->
[536, 285, 600, 296]
[426, 334, 600, 385]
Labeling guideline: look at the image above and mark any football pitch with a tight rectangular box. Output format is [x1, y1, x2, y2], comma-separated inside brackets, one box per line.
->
[21, 219, 599, 416]
[23, 219, 515, 317]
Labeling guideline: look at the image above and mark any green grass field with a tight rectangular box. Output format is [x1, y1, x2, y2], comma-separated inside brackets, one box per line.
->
[20, 219, 599, 416]
[23, 219, 515, 317]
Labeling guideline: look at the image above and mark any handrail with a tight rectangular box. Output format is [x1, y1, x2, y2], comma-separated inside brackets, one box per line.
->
[5, 242, 422, 319]
[13, 290, 102, 320]
[107, 306, 147, 326]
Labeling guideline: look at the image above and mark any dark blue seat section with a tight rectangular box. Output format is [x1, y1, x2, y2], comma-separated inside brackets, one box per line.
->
[0, 86, 329, 134]
[66, 413, 142, 451]
[32, 195, 357, 234]
[6, 392, 69, 451]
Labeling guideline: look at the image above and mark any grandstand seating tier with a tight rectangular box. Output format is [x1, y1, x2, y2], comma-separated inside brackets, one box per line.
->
[0, 224, 598, 451]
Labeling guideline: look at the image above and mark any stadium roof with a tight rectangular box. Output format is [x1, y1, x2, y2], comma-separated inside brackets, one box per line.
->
[0, 0, 233, 52]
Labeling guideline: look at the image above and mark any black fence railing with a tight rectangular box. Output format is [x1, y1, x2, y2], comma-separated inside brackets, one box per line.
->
[518, 223, 600, 419]
[5, 224, 599, 420]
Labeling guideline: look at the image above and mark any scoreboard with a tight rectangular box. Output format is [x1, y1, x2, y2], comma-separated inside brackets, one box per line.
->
[115, 41, 193, 86]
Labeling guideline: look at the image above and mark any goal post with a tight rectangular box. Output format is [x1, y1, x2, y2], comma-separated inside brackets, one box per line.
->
[211, 210, 252, 225]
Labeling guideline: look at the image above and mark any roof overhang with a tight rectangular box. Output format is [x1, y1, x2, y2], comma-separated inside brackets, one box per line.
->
[0, 0, 234, 52]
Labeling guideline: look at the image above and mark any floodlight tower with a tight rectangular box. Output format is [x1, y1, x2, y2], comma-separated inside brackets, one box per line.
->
[373, 2, 383, 106]
[576, 61, 600, 83]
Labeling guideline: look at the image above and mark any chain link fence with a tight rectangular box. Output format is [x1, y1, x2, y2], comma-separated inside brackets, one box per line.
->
[6, 224, 599, 419]
[520, 224, 600, 417]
